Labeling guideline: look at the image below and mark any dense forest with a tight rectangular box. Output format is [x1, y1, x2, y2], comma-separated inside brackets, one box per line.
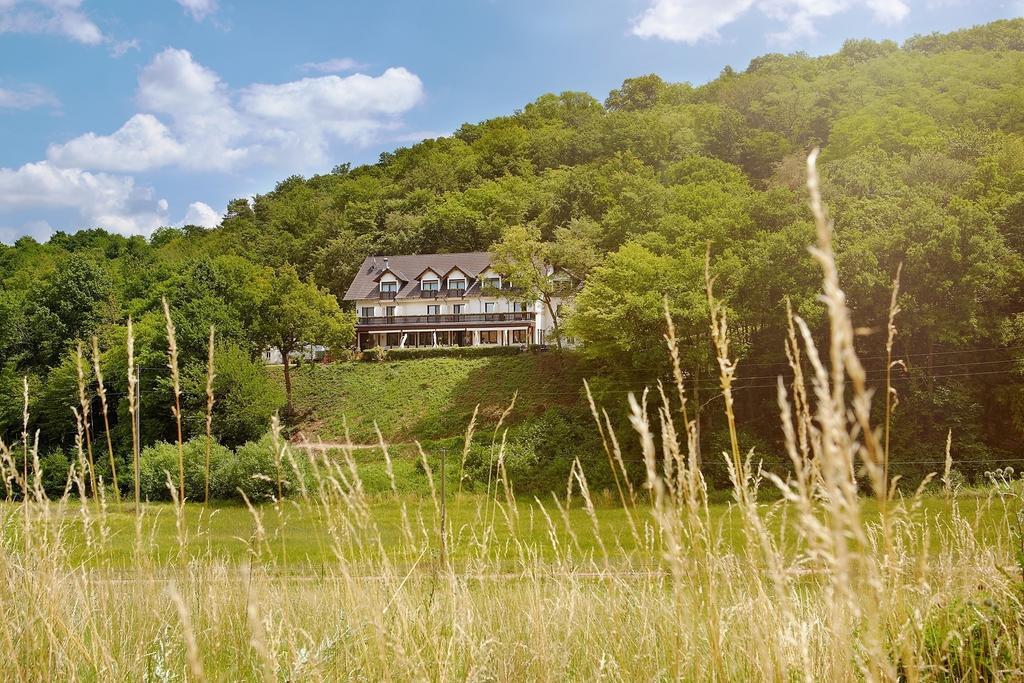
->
[2, 19, 1024, 491]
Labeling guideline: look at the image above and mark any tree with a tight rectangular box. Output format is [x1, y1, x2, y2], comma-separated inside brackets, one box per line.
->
[492, 224, 598, 349]
[257, 265, 354, 415]
[183, 342, 285, 448]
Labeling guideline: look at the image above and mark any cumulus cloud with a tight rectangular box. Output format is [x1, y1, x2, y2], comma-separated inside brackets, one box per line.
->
[0, 0, 104, 44]
[180, 201, 220, 228]
[176, 0, 217, 21]
[48, 48, 425, 173]
[301, 57, 366, 73]
[47, 114, 186, 172]
[0, 161, 170, 235]
[631, 0, 910, 43]
[0, 83, 59, 110]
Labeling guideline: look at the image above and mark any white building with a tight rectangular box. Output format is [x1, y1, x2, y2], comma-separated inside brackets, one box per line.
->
[343, 252, 570, 351]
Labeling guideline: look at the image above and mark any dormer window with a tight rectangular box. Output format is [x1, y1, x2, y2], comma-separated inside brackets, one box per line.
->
[484, 276, 501, 290]
[380, 281, 398, 293]
[421, 279, 439, 292]
[448, 278, 466, 291]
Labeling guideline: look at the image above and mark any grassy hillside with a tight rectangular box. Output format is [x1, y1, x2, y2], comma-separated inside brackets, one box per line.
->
[274, 352, 598, 444]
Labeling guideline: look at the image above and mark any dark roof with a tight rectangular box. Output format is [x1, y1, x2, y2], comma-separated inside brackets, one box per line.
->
[371, 265, 409, 283]
[343, 252, 494, 300]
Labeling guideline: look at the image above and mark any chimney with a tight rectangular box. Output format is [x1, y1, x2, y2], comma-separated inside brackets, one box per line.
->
[384, 257, 389, 270]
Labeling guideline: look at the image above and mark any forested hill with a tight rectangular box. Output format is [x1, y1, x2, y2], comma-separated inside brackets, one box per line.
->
[2, 19, 1024, 479]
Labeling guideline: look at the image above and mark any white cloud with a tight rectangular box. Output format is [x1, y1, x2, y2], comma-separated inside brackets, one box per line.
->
[0, 83, 59, 110]
[48, 48, 425, 174]
[0, 161, 170, 235]
[630, 0, 910, 43]
[47, 114, 186, 172]
[301, 57, 366, 74]
[631, 0, 755, 43]
[0, 0, 103, 44]
[176, 0, 217, 21]
[135, 47, 250, 170]
[110, 38, 140, 57]
[180, 201, 220, 228]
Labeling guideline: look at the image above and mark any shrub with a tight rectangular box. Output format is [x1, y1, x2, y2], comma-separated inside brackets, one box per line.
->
[213, 434, 310, 502]
[137, 438, 233, 502]
[460, 408, 608, 494]
[183, 343, 286, 448]
[38, 449, 71, 497]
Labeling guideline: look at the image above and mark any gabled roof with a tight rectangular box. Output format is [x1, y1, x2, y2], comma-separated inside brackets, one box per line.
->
[343, 252, 494, 301]
[412, 265, 442, 281]
[438, 264, 469, 280]
[372, 265, 409, 283]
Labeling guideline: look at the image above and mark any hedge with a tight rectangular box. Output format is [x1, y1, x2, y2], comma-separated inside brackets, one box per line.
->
[361, 345, 525, 361]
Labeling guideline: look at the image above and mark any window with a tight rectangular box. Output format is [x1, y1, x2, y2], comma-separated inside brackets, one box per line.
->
[453, 304, 465, 315]
[386, 333, 401, 347]
[421, 279, 439, 292]
[380, 281, 398, 293]
[385, 306, 396, 317]
[484, 276, 501, 289]
[484, 302, 496, 313]
[448, 278, 466, 291]
[360, 306, 375, 318]
[512, 302, 529, 313]
[512, 329, 528, 344]
[427, 304, 440, 315]
[479, 330, 498, 345]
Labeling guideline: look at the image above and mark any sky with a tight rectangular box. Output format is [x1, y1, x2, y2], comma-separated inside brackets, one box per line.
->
[0, 0, 1021, 243]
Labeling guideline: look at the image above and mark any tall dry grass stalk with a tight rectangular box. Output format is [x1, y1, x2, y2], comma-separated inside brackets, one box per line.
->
[91, 337, 119, 501]
[205, 326, 216, 504]
[127, 316, 140, 514]
[74, 343, 97, 496]
[162, 297, 186, 505]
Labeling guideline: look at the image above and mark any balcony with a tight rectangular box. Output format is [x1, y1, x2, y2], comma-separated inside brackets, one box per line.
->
[481, 282, 515, 297]
[356, 312, 536, 328]
[378, 289, 398, 300]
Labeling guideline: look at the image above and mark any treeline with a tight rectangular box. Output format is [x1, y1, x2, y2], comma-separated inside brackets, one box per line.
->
[2, 19, 1024, 484]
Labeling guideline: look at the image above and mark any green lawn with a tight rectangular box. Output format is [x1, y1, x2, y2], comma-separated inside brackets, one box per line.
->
[14, 489, 1018, 573]
[275, 353, 596, 443]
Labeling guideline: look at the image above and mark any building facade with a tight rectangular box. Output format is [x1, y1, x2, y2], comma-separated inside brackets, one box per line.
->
[343, 252, 568, 351]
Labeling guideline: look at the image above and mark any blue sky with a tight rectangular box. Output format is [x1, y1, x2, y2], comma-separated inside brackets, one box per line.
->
[1, 0, 1021, 243]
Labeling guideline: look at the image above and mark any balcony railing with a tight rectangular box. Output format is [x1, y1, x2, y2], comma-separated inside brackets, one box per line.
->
[418, 288, 467, 298]
[357, 312, 535, 327]
[378, 289, 398, 300]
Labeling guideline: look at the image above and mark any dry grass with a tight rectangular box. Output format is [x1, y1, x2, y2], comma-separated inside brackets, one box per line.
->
[0, 152, 1022, 681]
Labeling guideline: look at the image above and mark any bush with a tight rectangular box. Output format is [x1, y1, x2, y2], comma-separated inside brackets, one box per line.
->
[460, 408, 608, 494]
[184, 343, 286, 448]
[366, 345, 523, 362]
[137, 438, 233, 502]
[38, 449, 71, 497]
[213, 434, 310, 502]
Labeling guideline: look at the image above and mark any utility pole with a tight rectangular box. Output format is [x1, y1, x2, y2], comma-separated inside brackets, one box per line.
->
[439, 446, 448, 568]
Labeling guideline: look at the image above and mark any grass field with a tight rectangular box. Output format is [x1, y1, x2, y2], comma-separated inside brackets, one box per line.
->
[8, 489, 1019, 571]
